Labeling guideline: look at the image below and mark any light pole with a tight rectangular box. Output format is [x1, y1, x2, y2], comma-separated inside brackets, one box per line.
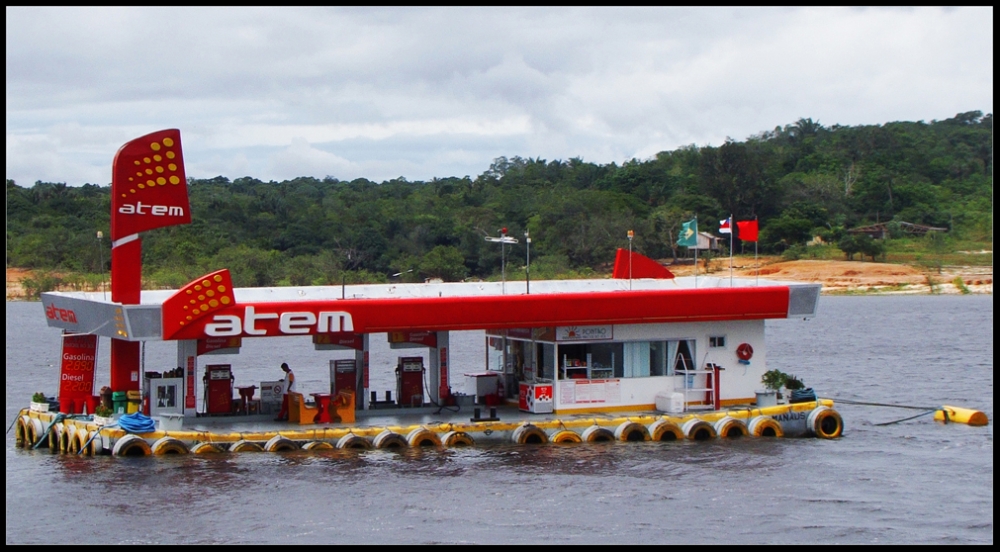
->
[524, 229, 531, 295]
[627, 229, 634, 290]
[485, 227, 518, 294]
[96, 230, 107, 300]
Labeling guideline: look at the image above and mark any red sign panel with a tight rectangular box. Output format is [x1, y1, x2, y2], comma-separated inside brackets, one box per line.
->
[388, 330, 437, 348]
[313, 332, 365, 350]
[162, 269, 236, 340]
[111, 129, 191, 241]
[58, 334, 97, 412]
[439, 346, 448, 398]
[197, 336, 242, 355]
[160, 270, 793, 341]
[185, 356, 196, 409]
[363, 351, 370, 389]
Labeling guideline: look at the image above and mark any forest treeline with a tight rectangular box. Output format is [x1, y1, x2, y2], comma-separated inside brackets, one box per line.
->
[6, 111, 993, 288]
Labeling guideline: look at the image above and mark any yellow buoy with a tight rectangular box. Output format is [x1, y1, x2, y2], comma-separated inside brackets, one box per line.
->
[934, 405, 989, 427]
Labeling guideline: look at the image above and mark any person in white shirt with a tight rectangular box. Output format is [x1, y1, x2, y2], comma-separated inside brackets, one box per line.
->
[275, 362, 295, 421]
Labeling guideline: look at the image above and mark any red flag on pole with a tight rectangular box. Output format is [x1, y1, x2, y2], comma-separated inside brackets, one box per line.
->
[737, 220, 758, 242]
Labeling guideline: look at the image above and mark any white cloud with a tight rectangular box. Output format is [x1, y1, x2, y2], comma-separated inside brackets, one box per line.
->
[265, 137, 358, 180]
[5, 6, 993, 186]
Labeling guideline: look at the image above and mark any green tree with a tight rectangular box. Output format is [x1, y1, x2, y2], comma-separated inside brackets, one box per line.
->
[837, 234, 861, 261]
[419, 245, 467, 282]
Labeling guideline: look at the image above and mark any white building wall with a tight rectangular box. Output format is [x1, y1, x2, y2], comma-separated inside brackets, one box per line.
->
[553, 319, 767, 410]
[614, 320, 767, 402]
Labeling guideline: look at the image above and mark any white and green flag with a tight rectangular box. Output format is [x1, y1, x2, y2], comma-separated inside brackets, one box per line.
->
[678, 219, 698, 247]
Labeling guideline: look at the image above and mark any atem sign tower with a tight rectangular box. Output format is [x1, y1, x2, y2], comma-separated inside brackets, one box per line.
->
[109, 129, 191, 391]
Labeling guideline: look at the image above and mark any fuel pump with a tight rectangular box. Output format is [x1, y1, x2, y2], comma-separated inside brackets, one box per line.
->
[330, 359, 357, 395]
[203, 364, 234, 415]
[395, 357, 424, 408]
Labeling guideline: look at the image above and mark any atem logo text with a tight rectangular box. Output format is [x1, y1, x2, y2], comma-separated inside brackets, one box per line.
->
[46, 304, 77, 323]
[118, 201, 185, 216]
[205, 306, 354, 337]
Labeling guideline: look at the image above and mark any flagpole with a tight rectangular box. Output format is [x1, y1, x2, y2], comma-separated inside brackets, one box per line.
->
[729, 214, 734, 287]
[694, 216, 698, 288]
[755, 216, 759, 286]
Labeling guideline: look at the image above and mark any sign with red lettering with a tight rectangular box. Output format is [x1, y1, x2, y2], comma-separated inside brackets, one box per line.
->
[185, 356, 196, 409]
[197, 336, 242, 355]
[439, 346, 448, 397]
[58, 334, 97, 411]
[363, 351, 370, 389]
[313, 332, 364, 350]
[388, 330, 437, 348]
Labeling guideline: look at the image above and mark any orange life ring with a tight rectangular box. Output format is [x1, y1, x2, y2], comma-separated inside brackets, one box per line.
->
[736, 343, 754, 361]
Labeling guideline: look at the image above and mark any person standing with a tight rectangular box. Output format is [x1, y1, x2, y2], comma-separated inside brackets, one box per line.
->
[275, 362, 295, 421]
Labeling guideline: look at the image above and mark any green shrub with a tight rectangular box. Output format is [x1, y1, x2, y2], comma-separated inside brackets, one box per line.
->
[953, 277, 971, 294]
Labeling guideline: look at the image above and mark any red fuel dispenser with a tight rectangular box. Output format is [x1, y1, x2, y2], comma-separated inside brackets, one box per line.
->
[395, 357, 424, 407]
[330, 359, 357, 395]
[204, 364, 234, 415]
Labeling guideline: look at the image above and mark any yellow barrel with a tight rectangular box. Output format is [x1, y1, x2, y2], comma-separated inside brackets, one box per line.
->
[512, 424, 549, 445]
[406, 428, 441, 448]
[112, 434, 152, 456]
[373, 430, 409, 449]
[549, 430, 582, 443]
[441, 431, 475, 447]
[934, 405, 989, 426]
[264, 435, 299, 452]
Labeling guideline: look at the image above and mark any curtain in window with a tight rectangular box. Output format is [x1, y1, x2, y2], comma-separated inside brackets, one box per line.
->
[666, 341, 677, 376]
[623, 342, 650, 378]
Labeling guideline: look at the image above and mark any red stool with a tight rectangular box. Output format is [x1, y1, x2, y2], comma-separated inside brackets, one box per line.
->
[311, 393, 332, 424]
[237, 386, 257, 415]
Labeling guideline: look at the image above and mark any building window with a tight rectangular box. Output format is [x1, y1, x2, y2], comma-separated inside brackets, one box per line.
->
[709, 336, 726, 348]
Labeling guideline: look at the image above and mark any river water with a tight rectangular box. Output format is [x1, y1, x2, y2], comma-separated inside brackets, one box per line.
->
[5, 296, 993, 544]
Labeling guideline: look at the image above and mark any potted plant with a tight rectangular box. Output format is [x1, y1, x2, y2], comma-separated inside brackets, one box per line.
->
[784, 374, 817, 403]
[30, 392, 49, 412]
[784, 374, 805, 391]
[757, 369, 788, 407]
[93, 403, 115, 426]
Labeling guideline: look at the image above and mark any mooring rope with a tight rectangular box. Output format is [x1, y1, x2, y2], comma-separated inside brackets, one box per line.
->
[826, 397, 951, 426]
[79, 423, 117, 455]
[873, 409, 940, 426]
[32, 413, 67, 449]
[6, 414, 21, 436]
[824, 397, 939, 411]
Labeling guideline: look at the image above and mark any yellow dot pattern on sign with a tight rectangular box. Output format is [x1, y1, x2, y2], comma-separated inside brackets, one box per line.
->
[119, 137, 183, 198]
[114, 308, 128, 338]
[177, 273, 231, 326]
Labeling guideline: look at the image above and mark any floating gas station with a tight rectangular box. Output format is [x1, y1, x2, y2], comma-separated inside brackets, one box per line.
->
[16, 129, 859, 456]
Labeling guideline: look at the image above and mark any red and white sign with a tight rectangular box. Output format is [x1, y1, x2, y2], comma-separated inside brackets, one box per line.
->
[519, 382, 554, 413]
[439, 346, 449, 398]
[558, 379, 621, 405]
[197, 336, 242, 355]
[388, 330, 437, 348]
[160, 270, 793, 341]
[556, 325, 613, 342]
[58, 334, 97, 413]
[185, 356, 196, 409]
[111, 129, 190, 241]
[313, 332, 365, 350]
[46, 304, 78, 324]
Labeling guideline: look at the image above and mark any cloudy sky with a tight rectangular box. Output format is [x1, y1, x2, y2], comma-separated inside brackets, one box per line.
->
[5, 7, 993, 187]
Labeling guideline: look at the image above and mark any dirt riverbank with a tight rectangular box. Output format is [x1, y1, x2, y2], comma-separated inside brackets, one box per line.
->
[666, 257, 992, 295]
[6, 259, 993, 300]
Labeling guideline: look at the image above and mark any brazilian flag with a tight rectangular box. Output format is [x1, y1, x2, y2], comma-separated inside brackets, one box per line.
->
[677, 219, 698, 247]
